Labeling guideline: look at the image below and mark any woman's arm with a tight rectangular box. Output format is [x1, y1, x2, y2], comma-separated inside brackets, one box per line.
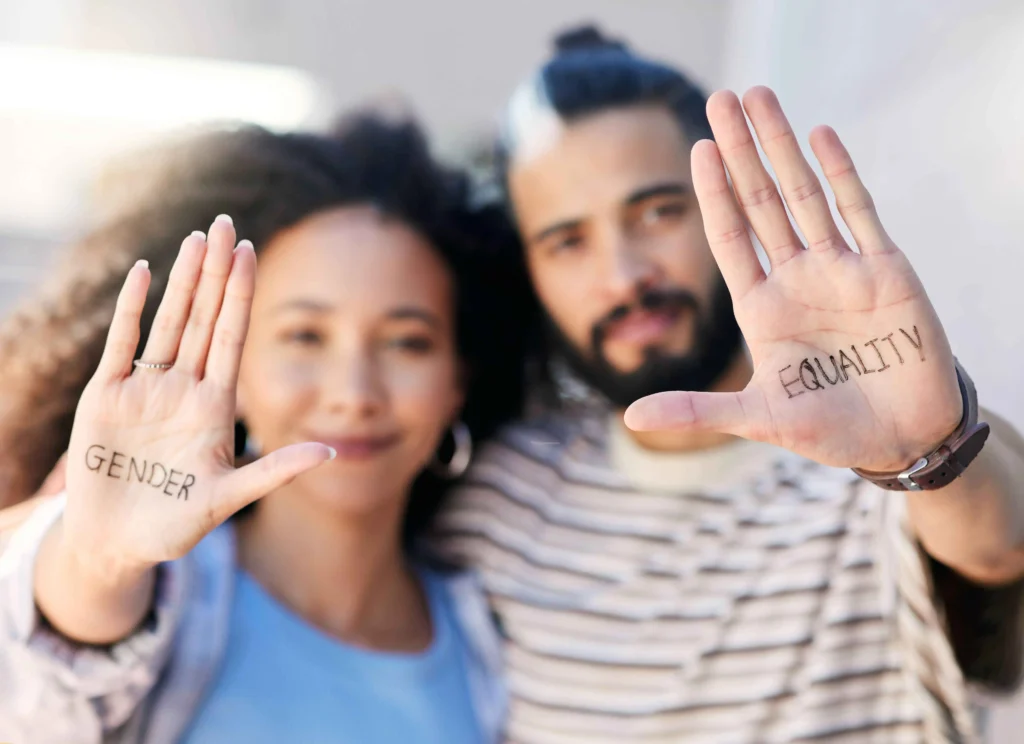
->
[34, 516, 156, 644]
[0, 497, 186, 743]
[1, 217, 330, 740]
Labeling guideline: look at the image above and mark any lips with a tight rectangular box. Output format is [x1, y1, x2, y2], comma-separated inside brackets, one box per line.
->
[308, 434, 400, 460]
[604, 308, 682, 345]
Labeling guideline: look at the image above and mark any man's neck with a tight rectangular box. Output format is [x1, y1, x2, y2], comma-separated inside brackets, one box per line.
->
[623, 349, 753, 453]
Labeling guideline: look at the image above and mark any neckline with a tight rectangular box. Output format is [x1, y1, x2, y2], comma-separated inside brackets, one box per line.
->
[606, 412, 786, 493]
[234, 566, 453, 671]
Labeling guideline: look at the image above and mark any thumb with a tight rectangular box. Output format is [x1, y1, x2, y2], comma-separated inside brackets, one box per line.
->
[212, 442, 336, 523]
[623, 390, 758, 437]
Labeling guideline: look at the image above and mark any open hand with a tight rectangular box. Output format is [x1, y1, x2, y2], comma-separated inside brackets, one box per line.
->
[624, 87, 962, 473]
[62, 216, 334, 575]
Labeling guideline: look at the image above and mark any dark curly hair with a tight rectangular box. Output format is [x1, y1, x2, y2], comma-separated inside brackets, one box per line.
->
[0, 114, 532, 546]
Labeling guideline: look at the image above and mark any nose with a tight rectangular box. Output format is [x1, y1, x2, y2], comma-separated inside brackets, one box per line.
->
[321, 347, 386, 418]
[602, 231, 658, 303]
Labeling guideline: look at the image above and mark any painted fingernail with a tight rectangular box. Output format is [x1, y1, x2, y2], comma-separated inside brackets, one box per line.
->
[191, 230, 206, 240]
[235, 239, 254, 252]
[326, 446, 337, 460]
[135, 259, 149, 269]
[215, 214, 233, 225]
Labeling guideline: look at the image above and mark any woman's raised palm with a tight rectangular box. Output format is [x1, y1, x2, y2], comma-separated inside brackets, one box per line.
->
[63, 217, 333, 571]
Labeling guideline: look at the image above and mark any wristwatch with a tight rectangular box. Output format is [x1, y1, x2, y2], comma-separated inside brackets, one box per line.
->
[852, 359, 990, 491]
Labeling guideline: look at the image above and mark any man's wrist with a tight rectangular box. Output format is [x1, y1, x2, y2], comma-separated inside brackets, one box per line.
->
[853, 360, 989, 492]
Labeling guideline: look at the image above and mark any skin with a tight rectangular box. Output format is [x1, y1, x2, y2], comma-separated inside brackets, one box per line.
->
[34, 208, 464, 647]
[510, 104, 751, 452]
[234, 207, 462, 646]
[509, 88, 1024, 586]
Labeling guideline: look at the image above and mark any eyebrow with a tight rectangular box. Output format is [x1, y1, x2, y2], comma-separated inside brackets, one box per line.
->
[387, 306, 440, 328]
[271, 300, 439, 328]
[271, 299, 333, 315]
[529, 182, 692, 245]
[530, 218, 583, 246]
[624, 182, 691, 206]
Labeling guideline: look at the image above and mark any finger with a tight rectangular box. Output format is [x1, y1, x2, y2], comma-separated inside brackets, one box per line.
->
[742, 87, 848, 253]
[139, 231, 207, 366]
[691, 139, 766, 298]
[95, 260, 151, 383]
[706, 90, 803, 267]
[205, 241, 256, 390]
[176, 214, 237, 377]
[809, 125, 895, 255]
[211, 442, 336, 524]
[623, 389, 762, 440]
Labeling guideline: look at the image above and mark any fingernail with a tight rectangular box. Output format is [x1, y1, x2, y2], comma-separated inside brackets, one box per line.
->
[191, 230, 206, 240]
[326, 446, 337, 460]
[135, 259, 149, 269]
[215, 214, 233, 225]
[235, 239, 254, 252]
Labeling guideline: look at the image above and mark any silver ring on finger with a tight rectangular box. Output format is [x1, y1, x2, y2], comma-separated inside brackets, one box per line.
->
[133, 359, 174, 370]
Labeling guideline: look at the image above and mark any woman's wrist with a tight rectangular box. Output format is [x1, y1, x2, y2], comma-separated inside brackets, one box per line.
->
[35, 519, 157, 644]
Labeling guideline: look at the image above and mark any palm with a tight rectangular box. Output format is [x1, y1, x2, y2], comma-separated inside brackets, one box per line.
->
[67, 375, 235, 563]
[62, 218, 332, 571]
[626, 88, 961, 472]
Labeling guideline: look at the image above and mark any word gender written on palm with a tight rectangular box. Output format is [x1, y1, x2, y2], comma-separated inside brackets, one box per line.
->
[779, 325, 925, 399]
[84, 444, 196, 500]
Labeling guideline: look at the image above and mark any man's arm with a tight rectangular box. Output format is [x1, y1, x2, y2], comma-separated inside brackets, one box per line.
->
[621, 88, 1024, 590]
[907, 408, 1024, 586]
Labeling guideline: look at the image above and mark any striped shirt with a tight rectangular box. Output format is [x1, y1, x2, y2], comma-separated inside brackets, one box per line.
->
[433, 410, 989, 744]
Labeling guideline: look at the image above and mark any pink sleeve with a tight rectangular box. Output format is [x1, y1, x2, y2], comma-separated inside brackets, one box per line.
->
[0, 495, 188, 743]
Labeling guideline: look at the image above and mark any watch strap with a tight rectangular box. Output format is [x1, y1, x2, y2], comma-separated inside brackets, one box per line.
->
[852, 359, 990, 491]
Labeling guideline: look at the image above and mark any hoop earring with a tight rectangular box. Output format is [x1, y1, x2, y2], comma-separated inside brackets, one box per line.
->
[234, 420, 261, 460]
[431, 420, 472, 479]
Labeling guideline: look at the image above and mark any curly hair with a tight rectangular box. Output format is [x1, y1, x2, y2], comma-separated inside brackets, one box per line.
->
[0, 114, 532, 544]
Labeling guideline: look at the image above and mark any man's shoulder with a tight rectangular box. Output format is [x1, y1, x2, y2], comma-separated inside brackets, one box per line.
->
[472, 412, 580, 466]
[465, 410, 632, 490]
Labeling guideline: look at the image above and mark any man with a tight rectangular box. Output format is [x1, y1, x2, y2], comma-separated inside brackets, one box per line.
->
[434, 25, 1024, 743]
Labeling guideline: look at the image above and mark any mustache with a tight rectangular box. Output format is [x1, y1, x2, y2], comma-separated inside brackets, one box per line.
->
[591, 288, 701, 349]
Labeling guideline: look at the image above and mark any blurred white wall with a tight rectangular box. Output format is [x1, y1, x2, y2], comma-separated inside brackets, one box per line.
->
[0, 0, 727, 231]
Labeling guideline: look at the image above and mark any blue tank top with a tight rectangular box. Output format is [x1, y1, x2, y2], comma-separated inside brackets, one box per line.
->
[180, 567, 485, 743]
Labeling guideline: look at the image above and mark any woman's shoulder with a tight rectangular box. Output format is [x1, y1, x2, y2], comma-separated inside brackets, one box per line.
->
[415, 561, 488, 627]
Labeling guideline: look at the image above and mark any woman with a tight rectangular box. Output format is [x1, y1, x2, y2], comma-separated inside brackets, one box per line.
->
[0, 116, 529, 743]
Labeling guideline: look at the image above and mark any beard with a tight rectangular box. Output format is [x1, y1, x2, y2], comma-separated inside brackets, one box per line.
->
[544, 277, 743, 409]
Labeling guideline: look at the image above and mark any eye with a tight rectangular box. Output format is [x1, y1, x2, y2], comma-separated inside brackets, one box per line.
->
[386, 335, 435, 354]
[640, 200, 686, 226]
[282, 328, 324, 346]
[548, 233, 584, 255]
